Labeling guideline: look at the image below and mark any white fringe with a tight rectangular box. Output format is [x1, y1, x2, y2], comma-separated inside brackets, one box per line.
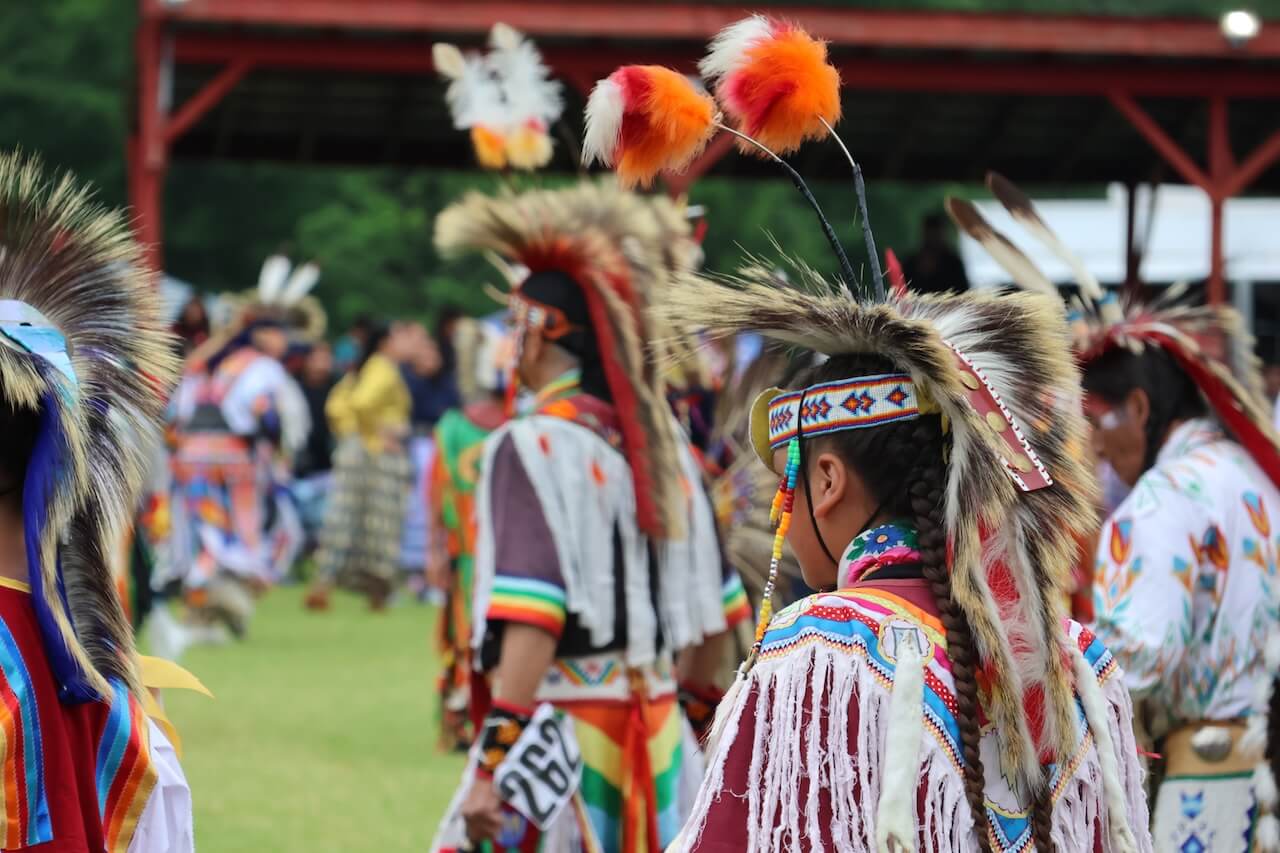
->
[658, 436, 731, 652]
[1071, 648, 1143, 853]
[675, 631, 1154, 852]
[472, 416, 726, 667]
[674, 642, 970, 853]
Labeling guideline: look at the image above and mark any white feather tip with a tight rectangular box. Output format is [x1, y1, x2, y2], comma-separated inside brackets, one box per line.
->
[582, 78, 624, 167]
[699, 15, 774, 83]
[257, 254, 291, 304]
[489, 22, 522, 51]
[280, 262, 320, 305]
[432, 42, 466, 80]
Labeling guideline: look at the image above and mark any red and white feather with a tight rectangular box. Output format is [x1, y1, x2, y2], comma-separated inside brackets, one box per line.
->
[582, 75, 627, 168]
[699, 15, 841, 155]
[582, 66, 716, 188]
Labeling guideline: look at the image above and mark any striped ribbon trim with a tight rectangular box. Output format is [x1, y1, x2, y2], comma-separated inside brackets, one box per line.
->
[487, 576, 569, 637]
[0, 619, 50, 848]
[96, 681, 157, 853]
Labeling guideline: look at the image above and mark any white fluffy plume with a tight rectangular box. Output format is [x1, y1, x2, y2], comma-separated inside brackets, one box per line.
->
[698, 14, 772, 84]
[582, 76, 624, 167]
[487, 23, 563, 128]
[257, 254, 291, 304]
[434, 41, 506, 131]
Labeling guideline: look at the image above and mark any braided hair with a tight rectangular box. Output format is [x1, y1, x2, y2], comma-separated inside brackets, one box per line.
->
[793, 353, 1060, 851]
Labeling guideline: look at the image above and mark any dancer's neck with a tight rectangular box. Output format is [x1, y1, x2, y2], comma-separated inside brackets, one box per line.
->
[0, 497, 29, 587]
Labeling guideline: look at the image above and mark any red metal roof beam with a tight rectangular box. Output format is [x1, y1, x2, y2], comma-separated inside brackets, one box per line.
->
[144, 0, 1280, 60]
[170, 34, 1280, 100]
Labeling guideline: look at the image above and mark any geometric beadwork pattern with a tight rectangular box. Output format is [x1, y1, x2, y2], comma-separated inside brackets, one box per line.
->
[767, 373, 921, 449]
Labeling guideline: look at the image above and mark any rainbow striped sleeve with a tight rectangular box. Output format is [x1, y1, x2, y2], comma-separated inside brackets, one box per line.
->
[0, 619, 51, 849]
[487, 576, 568, 638]
[96, 681, 158, 853]
[722, 573, 751, 627]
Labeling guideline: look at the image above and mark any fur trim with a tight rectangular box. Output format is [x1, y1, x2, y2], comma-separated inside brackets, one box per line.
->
[659, 269, 1097, 791]
[0, 151, 180, 698]
[877, 629, 925, 852]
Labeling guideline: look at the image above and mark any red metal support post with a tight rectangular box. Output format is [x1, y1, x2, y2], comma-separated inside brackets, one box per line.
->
[130, 8, 166, 273]
[1226, 128, 1280, 198]
[164, 57, 254, 145]
[1107, 92, 1211, 191]
[1205, 96, 1232, 304]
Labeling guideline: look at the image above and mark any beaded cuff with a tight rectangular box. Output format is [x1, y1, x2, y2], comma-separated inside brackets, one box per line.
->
[476, 700, 534, 779]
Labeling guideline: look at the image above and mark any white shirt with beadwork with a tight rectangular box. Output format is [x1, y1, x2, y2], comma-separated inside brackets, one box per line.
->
[1092, 418, 1280, 731]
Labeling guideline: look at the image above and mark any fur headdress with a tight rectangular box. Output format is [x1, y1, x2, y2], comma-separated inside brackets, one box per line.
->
[0, 151, 180, 700]
[434, 185, 685, 540]
[665, 271, 1095, 789]
[229, 253, 326, 341]
[948, 173, 1280, 490]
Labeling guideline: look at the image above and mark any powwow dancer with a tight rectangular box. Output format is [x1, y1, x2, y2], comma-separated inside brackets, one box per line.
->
[953, 175, 1280, 851]
[429, 315, 508, 750]
[0, 150, 193, 851]
[583, 16, 1154, 851]
[306, 321, 416, 610]
[429, 182, 746, 852]
[167, 254, 316, 636]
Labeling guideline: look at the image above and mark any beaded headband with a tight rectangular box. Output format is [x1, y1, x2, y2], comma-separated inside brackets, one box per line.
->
[767, 374, 921, 448]
[748, 373, 933, 471]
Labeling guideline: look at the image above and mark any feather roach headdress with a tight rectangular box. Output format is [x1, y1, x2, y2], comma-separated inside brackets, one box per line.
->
[0, 151, 180, 701]
[586, 18, 1110, 805]
[434, 24, 565, 172]
[948, 172, 1280, 491]
[232, 253, 326, 341]
[434, 185, 685, 540]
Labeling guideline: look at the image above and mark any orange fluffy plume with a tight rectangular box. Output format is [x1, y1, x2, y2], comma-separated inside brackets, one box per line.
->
[470, 126, 509, 170]
[700, 16, 841, 155]
[582, 65, 716, 188]
[505, 121, 554, 171]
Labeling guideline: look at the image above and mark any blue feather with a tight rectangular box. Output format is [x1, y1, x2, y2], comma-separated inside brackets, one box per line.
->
[23, 391, 99, 703]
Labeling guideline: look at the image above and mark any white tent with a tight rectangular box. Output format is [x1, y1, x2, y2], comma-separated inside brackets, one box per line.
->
[959, 183, 1280, 289]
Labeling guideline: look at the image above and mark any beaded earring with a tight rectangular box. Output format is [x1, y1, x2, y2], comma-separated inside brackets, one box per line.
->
[753, 436, 800, 649]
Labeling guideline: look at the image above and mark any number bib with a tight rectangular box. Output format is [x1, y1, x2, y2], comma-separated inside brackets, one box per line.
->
[494, 703, 583, 831]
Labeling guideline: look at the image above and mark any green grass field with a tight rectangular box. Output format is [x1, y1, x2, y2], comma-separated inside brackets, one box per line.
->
[161, 586, 467, 851]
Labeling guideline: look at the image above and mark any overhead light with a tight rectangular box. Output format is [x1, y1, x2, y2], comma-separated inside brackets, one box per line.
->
[1220, 9, 1261, 47]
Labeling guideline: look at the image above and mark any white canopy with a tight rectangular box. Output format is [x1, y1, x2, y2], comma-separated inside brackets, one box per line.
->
[959, 183, 1280, 288]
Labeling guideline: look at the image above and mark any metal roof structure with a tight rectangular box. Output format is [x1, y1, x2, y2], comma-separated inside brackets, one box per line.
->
[132, 0, 1280, 301]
